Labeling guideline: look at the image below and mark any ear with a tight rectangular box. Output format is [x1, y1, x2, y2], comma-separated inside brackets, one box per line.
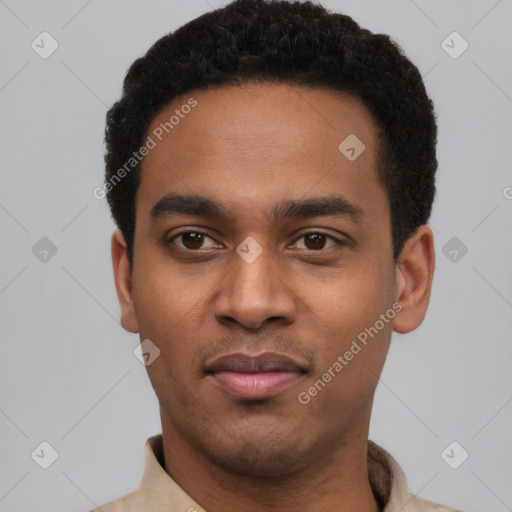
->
[111, 230, 139, 333]
[393, 225, 435, 334]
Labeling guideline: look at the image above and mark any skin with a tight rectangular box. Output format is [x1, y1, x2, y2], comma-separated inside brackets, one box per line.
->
[112, 82, 435, 512]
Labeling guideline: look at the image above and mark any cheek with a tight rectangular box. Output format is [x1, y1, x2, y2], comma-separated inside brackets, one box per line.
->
[319, 263, 394, 333]
[304, 261, 395, 394]
[131, 258, 215, 375]
[132, 256, 206, 331]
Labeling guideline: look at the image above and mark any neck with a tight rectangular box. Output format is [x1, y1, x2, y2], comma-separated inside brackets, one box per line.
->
[160, 410, 381, 512]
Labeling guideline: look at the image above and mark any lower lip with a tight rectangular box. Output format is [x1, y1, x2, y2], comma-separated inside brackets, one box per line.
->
[210, 371, 303, 399]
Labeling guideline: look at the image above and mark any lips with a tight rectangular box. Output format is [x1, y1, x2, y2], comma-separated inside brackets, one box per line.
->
[205, 352, 307, 399]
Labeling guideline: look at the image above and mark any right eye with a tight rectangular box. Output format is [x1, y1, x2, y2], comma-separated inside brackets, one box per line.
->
[167, 230, 220, 251]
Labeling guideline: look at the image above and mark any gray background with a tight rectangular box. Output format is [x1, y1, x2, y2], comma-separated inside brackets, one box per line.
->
[1, 0, 511, 510]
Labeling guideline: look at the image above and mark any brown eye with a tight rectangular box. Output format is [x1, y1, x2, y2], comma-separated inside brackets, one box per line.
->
[295, 232, 342, 251]
[180, 232, 205, 249]
[303, 233, 328, 250]
[168, 231, 217, 251]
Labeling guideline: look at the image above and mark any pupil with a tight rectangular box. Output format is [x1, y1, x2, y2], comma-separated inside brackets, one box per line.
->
[306, 233, 325, 250]
[183, 232, 203, 249]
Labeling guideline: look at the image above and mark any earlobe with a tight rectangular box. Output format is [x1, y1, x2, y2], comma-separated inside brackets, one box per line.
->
[393, 225, 435, 334]
[111, 230, 139, 333]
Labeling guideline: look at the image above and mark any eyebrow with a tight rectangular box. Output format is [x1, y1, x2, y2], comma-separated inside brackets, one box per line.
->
[150, 193, 365, 224]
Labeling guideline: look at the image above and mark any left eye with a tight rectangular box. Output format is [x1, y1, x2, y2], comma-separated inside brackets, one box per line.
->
[168, 231, 342, 252]
[292, 232, 341, 251]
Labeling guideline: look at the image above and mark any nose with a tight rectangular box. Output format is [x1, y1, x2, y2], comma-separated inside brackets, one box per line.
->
[213, 246, 296, 331]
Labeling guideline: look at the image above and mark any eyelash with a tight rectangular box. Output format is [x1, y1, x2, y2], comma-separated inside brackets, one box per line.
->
[166, 229, 346, 254]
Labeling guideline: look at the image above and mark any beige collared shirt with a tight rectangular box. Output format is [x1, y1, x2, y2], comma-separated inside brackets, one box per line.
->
[91, 435, 461, 512]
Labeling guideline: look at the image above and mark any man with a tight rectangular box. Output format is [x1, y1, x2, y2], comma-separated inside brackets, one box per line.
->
[95, 0, 461, 510]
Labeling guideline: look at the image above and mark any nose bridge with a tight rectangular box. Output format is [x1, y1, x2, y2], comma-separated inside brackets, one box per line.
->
[234, 243, 274, 296]
[214, 239, 295, 329]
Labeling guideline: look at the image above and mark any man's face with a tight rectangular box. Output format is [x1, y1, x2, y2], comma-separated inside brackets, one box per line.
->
[127, 83, 399, 476]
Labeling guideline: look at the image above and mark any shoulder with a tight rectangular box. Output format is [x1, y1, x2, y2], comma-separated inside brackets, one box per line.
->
[401, 493, 464, 512]
[368, 441, 463, 512]
[89, 490, 140, 512]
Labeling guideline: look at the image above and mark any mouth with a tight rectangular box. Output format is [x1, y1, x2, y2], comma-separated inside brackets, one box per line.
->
[204, 352, 308, 400]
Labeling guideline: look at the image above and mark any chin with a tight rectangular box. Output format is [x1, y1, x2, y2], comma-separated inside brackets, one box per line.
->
[190, 419, 320, 478]
[202, 440, 307, 478]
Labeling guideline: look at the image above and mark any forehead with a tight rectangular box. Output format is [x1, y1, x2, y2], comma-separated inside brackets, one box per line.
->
[136, 82, 386, 225]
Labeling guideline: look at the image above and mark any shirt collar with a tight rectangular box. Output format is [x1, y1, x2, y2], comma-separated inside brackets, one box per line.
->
[133, 434, 439, 512]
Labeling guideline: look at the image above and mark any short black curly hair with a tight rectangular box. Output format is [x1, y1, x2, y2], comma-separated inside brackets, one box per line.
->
[104, 0, 437, 268]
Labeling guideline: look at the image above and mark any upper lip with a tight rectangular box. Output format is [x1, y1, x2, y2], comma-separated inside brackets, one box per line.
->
[205, 352, 308, 374]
